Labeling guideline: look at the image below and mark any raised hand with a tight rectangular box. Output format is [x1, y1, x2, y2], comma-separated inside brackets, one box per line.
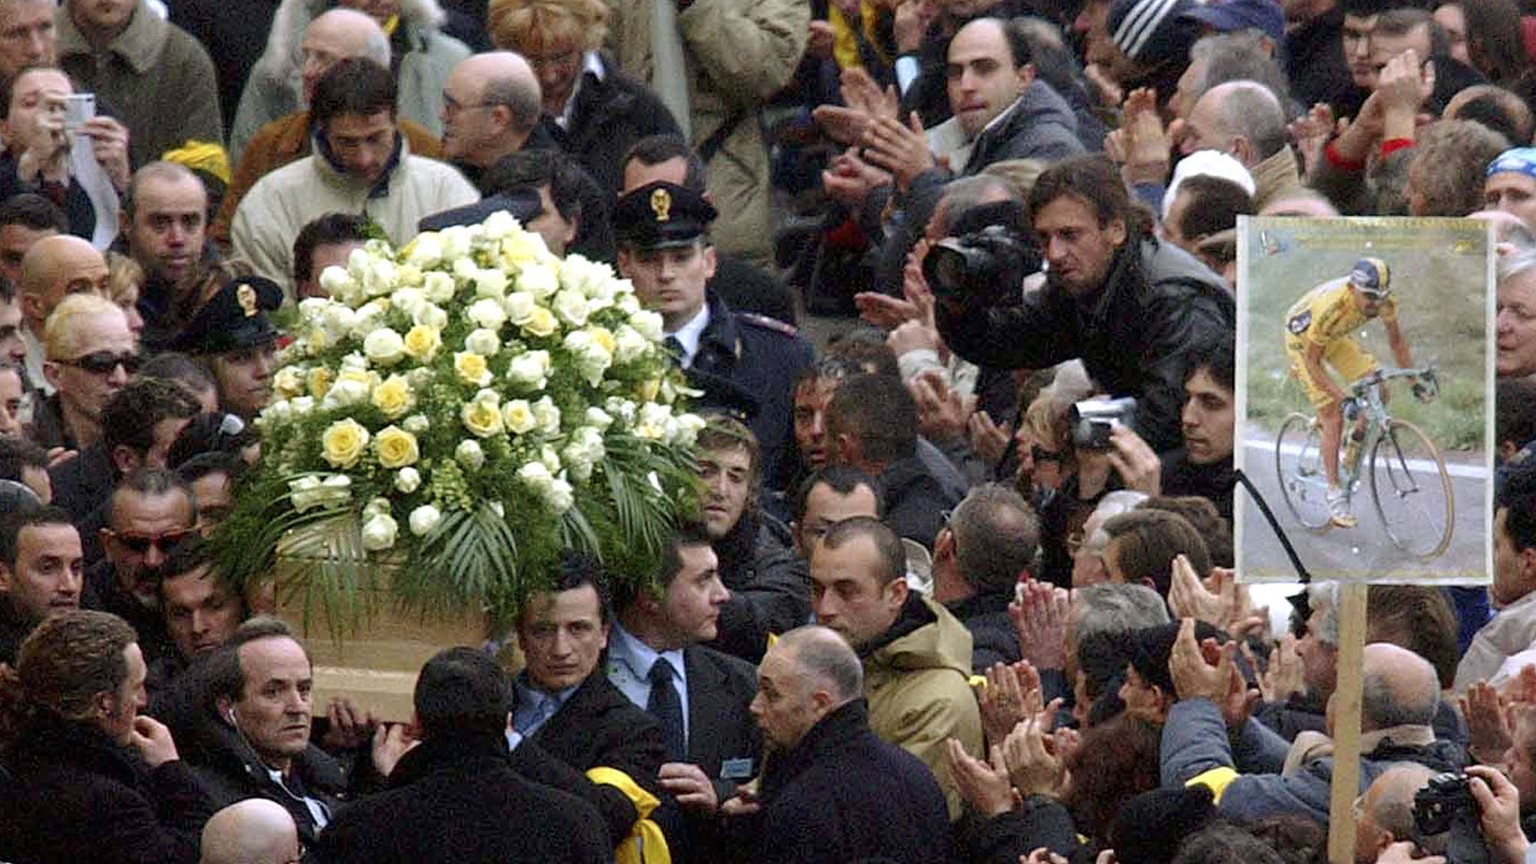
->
[1008, 578, 1069, 671]
[946, 738, 1017, 817]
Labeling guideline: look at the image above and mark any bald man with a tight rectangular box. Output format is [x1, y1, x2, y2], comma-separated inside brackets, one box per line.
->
[200, 799, 301, 864]
[438, 52, 543, 190]
[1162, 640, 1466, 825]
[18, 234, 107, 395]
[212, 9, 445, 246]
[1355, 764, 1438, 864]
[1179, 80, 1304, 211]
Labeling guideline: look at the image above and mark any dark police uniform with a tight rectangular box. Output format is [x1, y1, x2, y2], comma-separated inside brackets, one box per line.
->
[613, 182, 814, 491]
[172, 274, 284, 356]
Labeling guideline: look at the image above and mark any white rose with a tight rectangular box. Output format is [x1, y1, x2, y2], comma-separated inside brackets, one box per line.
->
[402, 413, 430, 434]
[502, 291, 536, 325]
[362, 328, 406, 365]
[547, 477, 574, 513]
[467, 297, 508, 330]
[395, 466, 422, 494]
[390, 287, 428, 318]
[613, 325, 648, 364]
[404, 232, 444, 268]
[297, 297, 329, 321]
[519, 263, 559, 299]
[364, 497, 392, 518]
[483, 209, 517, 239]
[629, 310, 664, 342]
[289, 474, 352, 513]
[539, 445, 562, 474]
[518, 461, 555, 494]
[672, 412, 707, 446]
[318, 265, 359, 303]
[414, 304, 449, 329]
[456, 439, 486, 470]
[409, 504, 443, 536]
[258, 398, 292, 428]
[615, 292, 641, 315]
[422, 271, 456, 303]
[503, 399, 537, 434]
[321, 304, 357, 344]
[290, 396, 316, 416]
[532, 396, 561, 435]
[363, 258, 399, 297]
[474, 269, 509, 298]
[361, 512, 399, 551]
[321, 377, 371, 410]
[551, 289, 590, 327]
[506, 350, 550, 390]
[440, 225, 473, 260]
[464, 328, 502, 356]
[584, 407, 613, 431]
[636, 402, 672, 440]
[604, 397, 637, 425]
[452, 257, 479, 282]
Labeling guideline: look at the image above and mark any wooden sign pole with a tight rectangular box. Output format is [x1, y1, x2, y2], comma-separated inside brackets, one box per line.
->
[1326, 583, 1370, 864]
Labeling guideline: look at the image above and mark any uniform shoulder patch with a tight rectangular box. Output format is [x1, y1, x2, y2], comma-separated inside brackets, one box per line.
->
[736, 312, 799, 338]
[1287, 309, 1313, 335]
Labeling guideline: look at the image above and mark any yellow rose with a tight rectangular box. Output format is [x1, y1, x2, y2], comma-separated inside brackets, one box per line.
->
[272, 367, 305, 399]
[307, 367, 334, 399]
[454, 351, 492, 386]
[462, 398, 505, 437]
[503, 399, 537, 434]
[320, 419, 370, 468]
[371, 375, 413, 419]
[588, 326, 616, 355]
[403, 324, 442, 361]
[373, 425, 420, 468]
[521, 306, 558, 338]
[640, 377, 661, 403]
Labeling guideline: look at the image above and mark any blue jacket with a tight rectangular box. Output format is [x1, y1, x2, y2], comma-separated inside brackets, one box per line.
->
[1161, 698, 1466, 825]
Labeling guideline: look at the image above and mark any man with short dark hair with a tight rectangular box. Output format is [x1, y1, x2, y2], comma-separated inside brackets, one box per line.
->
[513, 551, 667, 849]
[480, 149, 595, 259]
[310, 647, 609, 864]
[825, 372, 961, 548]
[694, 418, 809, 663]
[159, 540, 244, 669]
[0, 192, 65, 292]
[1161, 340, 1237, 519]
[0, 505, 80, 662]
[291, 213, 370, 301]
[809, 516, 982, 819]
[608, 525, 761, 863]
[935, 154, 1235, 453]
[1456, 472, 1536, 690]
[232, 58, 478, 293]
[0, 436, 50, 501]
[741, 625, 951, 863]
[789, 464, 882, 559]
[931, 482, 1038, 671]
[0, 0, 56, 80]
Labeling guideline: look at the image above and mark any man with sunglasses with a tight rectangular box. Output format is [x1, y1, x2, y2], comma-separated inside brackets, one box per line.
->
[82, 467, 198, 667]
[31, 291, 132, 452]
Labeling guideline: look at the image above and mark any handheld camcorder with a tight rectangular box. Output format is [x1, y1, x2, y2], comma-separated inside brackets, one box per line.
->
[1413, 773, 1490, 864]
[1069, 397, 1138, 450]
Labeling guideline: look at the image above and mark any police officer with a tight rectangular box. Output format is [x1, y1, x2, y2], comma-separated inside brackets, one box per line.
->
[613, 181, 814, 492]
[173, 274, 284, 421]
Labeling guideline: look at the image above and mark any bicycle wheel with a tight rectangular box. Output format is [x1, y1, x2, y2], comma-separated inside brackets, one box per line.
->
[1369, 419, 1455, 559]
[1275, 413, 1333, 530]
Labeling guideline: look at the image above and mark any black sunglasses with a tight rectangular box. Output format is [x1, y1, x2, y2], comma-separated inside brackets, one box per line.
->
[110, 527, 196, 555]
[60, 350, 141, 375]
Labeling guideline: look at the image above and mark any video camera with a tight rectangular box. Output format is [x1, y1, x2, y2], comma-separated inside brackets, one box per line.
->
[1413, 773, 1491, 864]
[1069, 397, 1138, 450]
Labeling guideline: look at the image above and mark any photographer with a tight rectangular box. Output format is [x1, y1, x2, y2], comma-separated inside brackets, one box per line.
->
[933, 154, 1235, 454]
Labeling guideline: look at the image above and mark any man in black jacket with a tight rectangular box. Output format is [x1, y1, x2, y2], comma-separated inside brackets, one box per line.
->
[931, 482, 1038, 672]
[935, 154, 1235, 454]
[732, 625, 951, 864]
[609, 523, 762, 864]
[694, 417, 810, 664]
[513, 551, 667, 850]
[310, 647, 609, 864]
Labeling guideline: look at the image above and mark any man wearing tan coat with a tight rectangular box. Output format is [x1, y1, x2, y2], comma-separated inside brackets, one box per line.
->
[809, 516, 984, 820]
[603, 0, 809, 269]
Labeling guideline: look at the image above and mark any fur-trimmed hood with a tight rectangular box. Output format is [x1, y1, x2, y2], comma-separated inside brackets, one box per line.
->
[257, 0, 448, 81]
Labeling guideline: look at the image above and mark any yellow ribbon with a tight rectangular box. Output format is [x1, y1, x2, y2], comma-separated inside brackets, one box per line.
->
[585, 766, 672, 864]
[1186, 766, 1240, 804]
[161, 140, 231, 185]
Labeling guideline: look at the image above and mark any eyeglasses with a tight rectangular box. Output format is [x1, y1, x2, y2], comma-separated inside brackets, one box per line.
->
[58, 350, 141, 375]
[109, 527, 196, 555]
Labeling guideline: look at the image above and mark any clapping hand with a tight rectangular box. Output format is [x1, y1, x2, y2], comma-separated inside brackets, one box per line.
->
[1002, 716, 1063, 798]
[1008, 578, 1069, 671]
[947, 739, 1017, 817]
[1461, 681, 1514, 765]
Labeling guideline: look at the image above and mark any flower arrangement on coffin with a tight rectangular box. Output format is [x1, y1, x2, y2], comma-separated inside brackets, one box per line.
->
[213, 211, 704, 634]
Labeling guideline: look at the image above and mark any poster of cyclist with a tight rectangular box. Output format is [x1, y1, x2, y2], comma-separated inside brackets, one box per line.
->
[1235, 216, 1494, 585]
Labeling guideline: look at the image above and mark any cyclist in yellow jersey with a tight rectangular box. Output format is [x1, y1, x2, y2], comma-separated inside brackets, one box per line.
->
[1283, 257, 1418, 528]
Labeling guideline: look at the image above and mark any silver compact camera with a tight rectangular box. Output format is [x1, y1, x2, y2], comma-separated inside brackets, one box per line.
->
[1070, 397, 1138, 450]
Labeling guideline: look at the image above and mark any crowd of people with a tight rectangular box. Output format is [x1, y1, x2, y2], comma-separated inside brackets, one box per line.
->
[0, 0, 1533, 861]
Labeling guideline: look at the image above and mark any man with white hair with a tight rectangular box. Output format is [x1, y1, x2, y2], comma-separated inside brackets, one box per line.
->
[211, 8, 448, 247]
[199, 799, 301, 864]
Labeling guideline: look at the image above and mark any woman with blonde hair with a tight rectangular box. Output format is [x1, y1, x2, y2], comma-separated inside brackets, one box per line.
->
[487, 0, 680, 195]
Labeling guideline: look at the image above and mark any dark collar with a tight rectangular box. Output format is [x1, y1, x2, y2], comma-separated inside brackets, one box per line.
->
[388, 732, 511, 787]
[762, 699, 872, 796]
[858, 591, 935, 658]
[946, 588, 1013, 621]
